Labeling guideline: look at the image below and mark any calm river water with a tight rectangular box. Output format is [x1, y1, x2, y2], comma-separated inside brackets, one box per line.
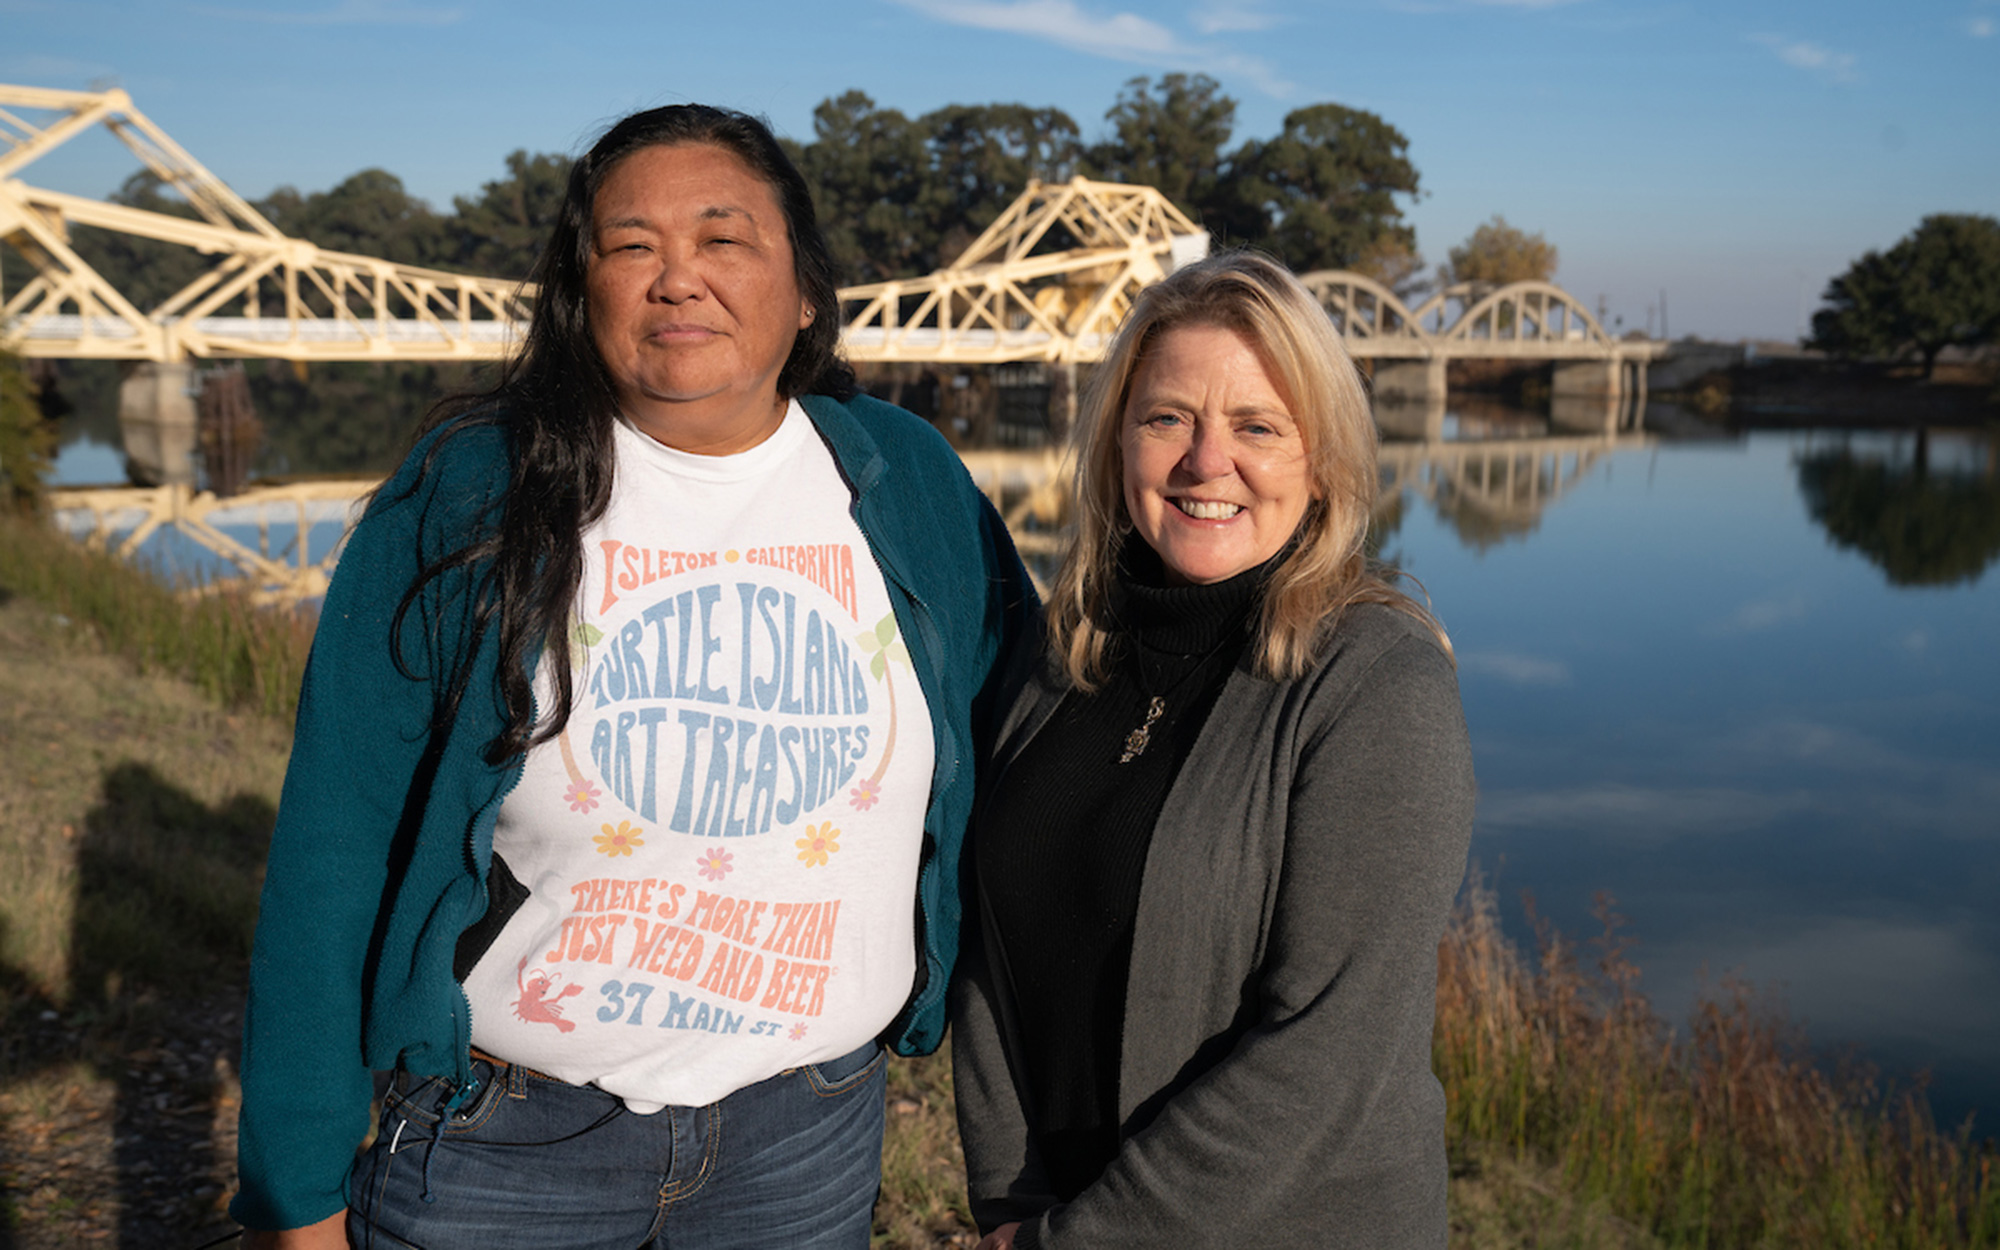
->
[1381, 405, 2000, 1130]
[49, 398, 2000, 1127]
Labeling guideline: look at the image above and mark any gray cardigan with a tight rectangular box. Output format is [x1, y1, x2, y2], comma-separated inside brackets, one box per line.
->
[951, 603, 1475, 1249]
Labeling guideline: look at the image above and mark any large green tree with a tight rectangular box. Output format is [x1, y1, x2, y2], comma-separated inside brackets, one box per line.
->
[1084, 74, 1237, 220]
[921, 102, 1082, 263]
[794, 91, 936, 284]
[449, 149, 573, 283]
[1809, 213, 2000, 377]
[1438, 214, 1558, 286]
[260, 168, 448, 268]
[1226, 103, 1422, 273]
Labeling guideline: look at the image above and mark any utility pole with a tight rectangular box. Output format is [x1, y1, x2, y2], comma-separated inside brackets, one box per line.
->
[1660, 288, 1669, 341]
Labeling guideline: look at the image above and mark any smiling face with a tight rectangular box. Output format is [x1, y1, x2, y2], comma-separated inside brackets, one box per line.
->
[1120, 323, 1316, 586]
[586, 142, 811, 454]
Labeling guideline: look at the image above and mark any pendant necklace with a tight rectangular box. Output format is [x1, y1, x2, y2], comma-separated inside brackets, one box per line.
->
[1118, 633, 1239, 765]
[1119, 695, 1168, 764]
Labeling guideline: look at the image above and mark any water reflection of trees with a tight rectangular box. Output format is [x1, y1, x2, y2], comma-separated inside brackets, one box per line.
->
[1796, 431, 2000, 587]
[52, 359, 487, 482]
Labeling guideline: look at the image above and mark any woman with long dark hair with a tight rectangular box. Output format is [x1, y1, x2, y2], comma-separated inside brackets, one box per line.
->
[232, 104, 1033, 1249]
[952, 251, 1473, 1248]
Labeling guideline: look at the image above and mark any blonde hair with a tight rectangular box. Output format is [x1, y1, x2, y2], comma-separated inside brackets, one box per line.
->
[1048, 250, 1450, 688]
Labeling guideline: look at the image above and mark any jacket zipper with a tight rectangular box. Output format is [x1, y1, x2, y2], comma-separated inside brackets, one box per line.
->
[445, 671, 536, 1113]
[864, 525, 956, 1046]
[805, 397, 958, 1049]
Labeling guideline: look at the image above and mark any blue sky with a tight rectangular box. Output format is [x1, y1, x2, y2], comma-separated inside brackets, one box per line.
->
[5, 0, 1997, 341]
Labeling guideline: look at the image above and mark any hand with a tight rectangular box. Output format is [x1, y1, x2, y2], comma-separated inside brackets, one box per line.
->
[976, 1221, 1022, 1250]
[241, 1209, 349, 1249]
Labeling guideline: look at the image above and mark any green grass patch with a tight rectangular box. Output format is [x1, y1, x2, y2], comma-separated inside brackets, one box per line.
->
[0, 511, 314, 722]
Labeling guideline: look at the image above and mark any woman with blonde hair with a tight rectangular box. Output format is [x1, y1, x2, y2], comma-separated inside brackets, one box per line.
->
[952, 250, 1474, 1248]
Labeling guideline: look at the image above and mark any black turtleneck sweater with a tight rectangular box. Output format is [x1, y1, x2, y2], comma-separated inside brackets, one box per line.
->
[973, 541, 1271, 1201]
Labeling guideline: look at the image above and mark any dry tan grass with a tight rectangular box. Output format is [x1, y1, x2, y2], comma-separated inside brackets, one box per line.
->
[1437, 869, 2000, 1248]
[0, 590, 290, 1004]
[0, 589, 284, 1246]
[877, 1050, 978, 1248]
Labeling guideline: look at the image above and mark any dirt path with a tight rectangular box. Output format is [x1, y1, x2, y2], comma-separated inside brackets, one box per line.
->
[0, 587, 291, 1249]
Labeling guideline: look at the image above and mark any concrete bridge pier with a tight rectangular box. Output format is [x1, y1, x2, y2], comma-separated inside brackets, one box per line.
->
[118, 361, 199, 487]
[1371, 357, 1446, 404]
[1552, 358, 1621, 400]
[1373, 392, 1447, 442]
[1550, 392, 1623, 435]
[1550, 357, 1647, 434]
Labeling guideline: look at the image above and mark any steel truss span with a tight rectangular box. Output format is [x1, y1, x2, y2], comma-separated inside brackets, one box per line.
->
[839, 177, 1210, 365]
[1, 84, 533, 363]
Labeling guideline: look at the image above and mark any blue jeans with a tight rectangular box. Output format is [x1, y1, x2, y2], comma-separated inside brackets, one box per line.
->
[346, 1043, 887, 1249]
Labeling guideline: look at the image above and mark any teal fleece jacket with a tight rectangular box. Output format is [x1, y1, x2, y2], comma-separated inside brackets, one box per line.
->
[231, 392, 1036, 1230]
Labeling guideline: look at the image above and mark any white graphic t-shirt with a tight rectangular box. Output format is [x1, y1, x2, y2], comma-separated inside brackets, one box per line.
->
[465, 402, 934, 1112]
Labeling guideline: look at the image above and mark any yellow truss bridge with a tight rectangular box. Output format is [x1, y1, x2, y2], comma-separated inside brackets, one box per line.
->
[1, 84, 531, 363]
[7, 82, 1659, 605]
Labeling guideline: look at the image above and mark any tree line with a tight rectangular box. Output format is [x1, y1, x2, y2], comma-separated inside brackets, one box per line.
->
[69, 74, 1432, 298]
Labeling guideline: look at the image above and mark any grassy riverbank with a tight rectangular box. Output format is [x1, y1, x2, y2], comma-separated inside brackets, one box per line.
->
[0, 511, 1994, 1247]
[1438, 877, 1999, 1248]
[0, 510, 315, 722]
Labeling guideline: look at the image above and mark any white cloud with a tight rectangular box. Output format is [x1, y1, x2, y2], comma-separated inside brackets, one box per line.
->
[1459, 649, 1572, 686]
[1714, 919, 2000, 1046]
[1969, 15, 1996, 37]
[1704, 589, 1811, 635]
[1750, 33, 1860, 84]
[1190, 1, 1280, 33]
[1381, 0, 1589, 11]
[1477, 783, 1809, 842]
[890, 0, 1179, 57]
[887, 0, 1295, 95]
[192, 0, 463, 26]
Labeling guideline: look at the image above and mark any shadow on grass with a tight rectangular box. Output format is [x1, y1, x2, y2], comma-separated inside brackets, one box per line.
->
[1, 761, 274, 1249]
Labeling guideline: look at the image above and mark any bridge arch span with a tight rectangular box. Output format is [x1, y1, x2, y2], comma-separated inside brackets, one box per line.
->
[1296, 270, 1426, 349]
[1411, 281, 1617, 353]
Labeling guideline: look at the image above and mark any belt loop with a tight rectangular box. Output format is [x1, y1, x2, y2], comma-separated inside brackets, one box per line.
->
[508, 1058, 529, 1099]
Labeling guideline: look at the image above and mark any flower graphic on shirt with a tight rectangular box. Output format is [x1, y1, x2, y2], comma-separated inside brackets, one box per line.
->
[564, 779, 602, 814]
[795, 822, 841, 867]
[788, 1022, 809, 1041]
[695, 848, 735, 882]
[594, 821, 644, 857]
[848, 777, 881, 811]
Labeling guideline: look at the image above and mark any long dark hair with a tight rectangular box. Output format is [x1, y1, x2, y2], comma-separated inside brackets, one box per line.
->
[396, 104, 858, 764]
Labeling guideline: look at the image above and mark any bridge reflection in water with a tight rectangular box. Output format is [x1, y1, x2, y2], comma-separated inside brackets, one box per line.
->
[47, 391, 1645, 606]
